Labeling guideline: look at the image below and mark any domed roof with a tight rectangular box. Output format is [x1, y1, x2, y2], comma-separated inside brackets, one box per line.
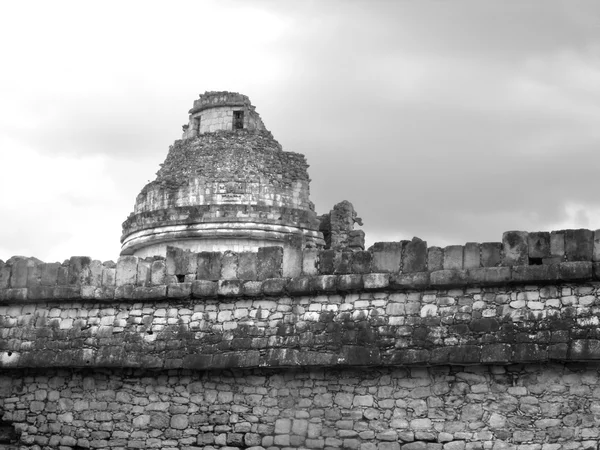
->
[121, 91, 324, 257]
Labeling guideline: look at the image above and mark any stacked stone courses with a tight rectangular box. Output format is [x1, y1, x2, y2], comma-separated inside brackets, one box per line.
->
[3, 229, 600, 447]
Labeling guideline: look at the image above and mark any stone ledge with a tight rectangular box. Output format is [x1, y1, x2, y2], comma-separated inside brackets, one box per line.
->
[2, 262, 598, 303]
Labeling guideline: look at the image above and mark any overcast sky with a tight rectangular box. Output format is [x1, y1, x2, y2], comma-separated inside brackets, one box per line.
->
[1, 0, 600, 262]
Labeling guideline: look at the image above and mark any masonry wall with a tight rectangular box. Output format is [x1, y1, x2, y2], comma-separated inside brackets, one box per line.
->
[3, 229, 600, 449]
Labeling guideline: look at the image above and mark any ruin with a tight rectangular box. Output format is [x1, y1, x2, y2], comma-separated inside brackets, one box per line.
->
[1, 92, 600, 450]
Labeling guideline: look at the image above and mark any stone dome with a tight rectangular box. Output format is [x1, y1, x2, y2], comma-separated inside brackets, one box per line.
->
[120, 91, 324, 257]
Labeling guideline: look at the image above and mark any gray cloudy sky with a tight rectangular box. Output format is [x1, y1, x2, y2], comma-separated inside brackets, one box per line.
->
[2, 0, 600, 262]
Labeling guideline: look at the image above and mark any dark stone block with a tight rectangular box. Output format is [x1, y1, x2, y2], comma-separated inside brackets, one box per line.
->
[257, 247, 283, 280]
[558, 261, 593, 281]
[183, 354, 213, 370]
[389, 349, 430, 365]
[262, 278, 288, 295]
[548, 343, 568, 360]
[467, 267, 510, 284]
[335, 252, 353, 274]
[443, 245, 463, 270]
[565, 229, 594, 261]
[403, 237, 427, 273]
[502, 231, 528, 266]
[167, 282, 192, 298]
[481, 242, 502, 267]
[429, 347, 451, 364]
[6, 288, 27, 301]
[338, 274, 363, 291]
[57, 265, 69, 285]
[28, 286, 55, 300]
[191, 280, 217, 297]
[68, 256, 92, 285]
[528, 232, 550, 259]
[481, 343, 511, 363]
[427, 246, 443, 271]
[390, 272, 430, 289]
[447, 345, 481, 364]
[511, 265, 558, 283]
[237, 252, 257, 280]
[319, 249, 337, 274]
[370, 242, 402, 273]
[11, 259, 29, 289]
[197, 252, 222, 280]
[430, 269, 469, 287]
[470, 318, 500, 333]
[287, 277, 311, 295]
[53, 286, 81, 299]
[463, 242, 480, 269]
[513, 343, 546, 362]
[351, 251, 372, 274]
[299, 351, 336, 367]
[167, 246, 198, 276]
[339, 346, 380, 365]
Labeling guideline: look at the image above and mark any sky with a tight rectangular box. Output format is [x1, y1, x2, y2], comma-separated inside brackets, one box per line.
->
[1, 0, 600, 262]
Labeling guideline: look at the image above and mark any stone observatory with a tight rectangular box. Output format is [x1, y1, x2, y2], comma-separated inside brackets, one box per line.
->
[120, 91, 325, 257]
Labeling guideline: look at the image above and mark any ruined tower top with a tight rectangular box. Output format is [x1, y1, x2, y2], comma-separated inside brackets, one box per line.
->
[121, 91, 324, 257]
[181, 91, 267, 139]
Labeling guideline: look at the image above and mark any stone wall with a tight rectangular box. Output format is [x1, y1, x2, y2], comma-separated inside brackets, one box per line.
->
[2, 364, 599, 450]
[3, 228, 600, 448]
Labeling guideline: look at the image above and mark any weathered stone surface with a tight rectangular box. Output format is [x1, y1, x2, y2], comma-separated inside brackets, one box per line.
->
[371, 242, 402, 273]
[481, 242, 501, 267]
[403, 238, 427, 273]
[302, 249, 319, 276]
[257, 247, 283, 280]
[463, 242, 480, 269]
[443, 246, 463, 270]
[528, 232, 550, 259]
[427, 246, 443, 271]
[238, 252, 258, 280]
[197, 252, 222, 281]
[116, 256, 138, 286]
[565, 229, 594, 261]
[502, 231, 528, 266]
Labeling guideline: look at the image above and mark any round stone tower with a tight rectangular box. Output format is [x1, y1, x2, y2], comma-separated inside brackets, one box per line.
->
[120, 91, 325, 257]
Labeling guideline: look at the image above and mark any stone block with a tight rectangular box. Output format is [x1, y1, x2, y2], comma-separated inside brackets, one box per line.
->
[116, 256, 138, 286]
[89, 260, 103, 286]
[390, 272, 430, 289]
[150, 260, 166, 285]
[167, 246, 198, 276]
[335, 252, 353, 274]
[0, 262, 10, 289]
[262, 278, 287, 295]
[218, 280, 243, 297]
[11, 259, 29, 288]
[568, 339, 600, 360]
[430, 270, 469, 287]
[558, 261, 592, 280]
[502, 231, 528, 266]
[511, 265, 558, 283]
[565, 229, 594, 261]
[167, 282, 192, 298]
[257, 247, 283, 280]
[338, 274, 363, 291]
[310, 275, 337, 292]
[283, 238, 303, 278]
[238, 252, 257, 280]
[528, 232, 550, 259]
[197, 252, 222, 281]
[467, 267, 510, 284]
[403, 238, 427, 273]
[481, 242, 501, 267]
[114, 284, 134, 299]
[68, 256, 92, 285]
[550, 230, 565, 257]
[102, 267, 116, 287]
[594, 230, 600, 262]
[427, 246, 443, 271]
[352, 251, 372, 273]
[28, 285, 55, 300]
[136, 260, 151, 286]
[319, 249, 338, 274]
[363, 273, 390, 290]
[6, 288, 27, 301]
[243, 281, 263, 296]
[221, 252, 238, 280]
[26, 261, 42, 287]
[286, 277, 310, 294]
[481, 343, 511, 363]
[370, 242, 402, 273]
[512, 344, 546, 362]
[443, 246, 463, 270]
[192, 280, 218, 297]
[133, 286, 167, 300]
[463, 242, 480, 269]
[548, 343, 568, 360]
[302, 249, 319, 276]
